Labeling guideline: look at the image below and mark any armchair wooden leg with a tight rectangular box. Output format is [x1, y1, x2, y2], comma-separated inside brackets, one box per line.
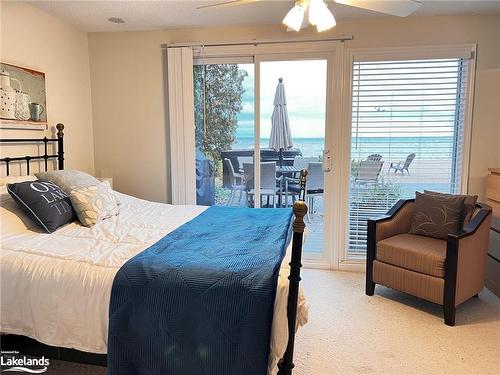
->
[366, 280, 375, 296]
[443, 304, 456, 326]
[366, 219, 377, 296]
[443, 238, 459, 326]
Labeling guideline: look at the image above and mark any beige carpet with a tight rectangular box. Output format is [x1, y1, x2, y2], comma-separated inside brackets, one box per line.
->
[40, 269, 500, 375]
[294, 270, 500, 375]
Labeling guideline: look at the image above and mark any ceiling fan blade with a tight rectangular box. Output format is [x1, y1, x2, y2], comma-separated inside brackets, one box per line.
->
[334, 0, 422, 17]
[196, 0, 263, 10]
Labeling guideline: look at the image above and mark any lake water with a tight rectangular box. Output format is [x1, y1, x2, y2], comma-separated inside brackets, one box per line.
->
[233, 136, 455, 160]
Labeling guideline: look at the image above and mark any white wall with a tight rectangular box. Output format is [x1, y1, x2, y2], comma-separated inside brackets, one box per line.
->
[88, 30, 168, 202]
[88, 15, 500, 203]
[0, 2, 94, 174]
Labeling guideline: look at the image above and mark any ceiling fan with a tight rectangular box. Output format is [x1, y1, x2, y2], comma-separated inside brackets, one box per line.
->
[197, 0, 422, 32]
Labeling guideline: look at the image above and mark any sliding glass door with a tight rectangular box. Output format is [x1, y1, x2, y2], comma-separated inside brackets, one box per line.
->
[169, 43, 475, 270]
[346, 57, 473, 259]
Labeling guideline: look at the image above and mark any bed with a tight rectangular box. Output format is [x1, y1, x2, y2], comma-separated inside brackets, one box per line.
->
[0, 124, 309, 375]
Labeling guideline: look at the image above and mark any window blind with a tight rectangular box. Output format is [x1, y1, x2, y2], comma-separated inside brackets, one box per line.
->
[348, 58, 470, 257]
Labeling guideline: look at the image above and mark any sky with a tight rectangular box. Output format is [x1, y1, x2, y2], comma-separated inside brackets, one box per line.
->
[236, 60, 327, 139]
[198, 58, 462, 145]
[234, 58, 461, 140]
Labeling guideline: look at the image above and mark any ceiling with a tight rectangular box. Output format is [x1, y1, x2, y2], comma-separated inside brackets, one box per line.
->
[26, 1, 500, 32]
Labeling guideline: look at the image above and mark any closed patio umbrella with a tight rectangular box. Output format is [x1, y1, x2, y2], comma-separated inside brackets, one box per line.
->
[269, 78, 293, 167]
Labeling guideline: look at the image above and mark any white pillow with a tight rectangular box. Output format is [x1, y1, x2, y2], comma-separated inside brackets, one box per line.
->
[0, 192, 38, 235]
[36, 170, 121, 205]
[35, 170, 101, 194]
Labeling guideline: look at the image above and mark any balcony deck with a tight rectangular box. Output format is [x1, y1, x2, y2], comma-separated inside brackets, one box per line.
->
[216, 158, 454, 257]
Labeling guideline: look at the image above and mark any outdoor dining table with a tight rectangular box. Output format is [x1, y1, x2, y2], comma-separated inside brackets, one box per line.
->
[276, 165, 303, 207]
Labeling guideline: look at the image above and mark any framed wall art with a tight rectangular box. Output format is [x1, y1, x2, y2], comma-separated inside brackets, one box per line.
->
[1, 63, 47, 130]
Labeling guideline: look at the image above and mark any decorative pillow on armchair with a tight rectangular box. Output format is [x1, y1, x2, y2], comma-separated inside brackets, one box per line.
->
[409, 191, 466, 240]
[424, 190, 478, 228]
[69, 183, 119, 227]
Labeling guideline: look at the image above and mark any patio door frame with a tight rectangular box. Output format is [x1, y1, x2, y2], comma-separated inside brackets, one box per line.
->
[336, 44, 477, 271]
[173, 40, 347, 269]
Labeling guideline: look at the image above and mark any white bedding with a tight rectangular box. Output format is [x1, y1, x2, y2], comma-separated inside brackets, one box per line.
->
[0, 191, 308, 375]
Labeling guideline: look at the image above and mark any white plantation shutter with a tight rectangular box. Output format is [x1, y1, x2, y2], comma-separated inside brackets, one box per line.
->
[348, 58, 471, 257]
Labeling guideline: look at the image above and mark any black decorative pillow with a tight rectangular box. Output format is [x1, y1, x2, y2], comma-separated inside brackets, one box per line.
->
[409, 191, 465, 240]
[7, 181, 76, 233]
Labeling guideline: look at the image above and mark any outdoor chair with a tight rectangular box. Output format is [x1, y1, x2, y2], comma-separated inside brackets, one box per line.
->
[293, 156, 319, 171]
[223, 158, 245, 206]
[367, 154, 383, 161]
[290, 156, 319, 180]
[286, 162, 324, 220]
[243, 162, 282, 208]
[237, 156, 254, 173]
[366, 196, 492, 326]
[389, 153, 416, 175]
[354, 160, 384, 185]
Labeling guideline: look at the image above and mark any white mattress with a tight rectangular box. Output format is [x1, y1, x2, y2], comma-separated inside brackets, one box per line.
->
[0, 191, 308, 375]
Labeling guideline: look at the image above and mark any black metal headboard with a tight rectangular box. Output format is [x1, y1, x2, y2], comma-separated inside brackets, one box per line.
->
[0, 123, 65, 176]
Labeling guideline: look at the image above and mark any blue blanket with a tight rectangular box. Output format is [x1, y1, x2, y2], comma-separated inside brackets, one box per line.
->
[108, 206, 293, 375]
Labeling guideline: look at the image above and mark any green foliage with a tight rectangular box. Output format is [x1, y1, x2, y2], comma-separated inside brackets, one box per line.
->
[350, 158, 402, 209]
[194, 64, 248, 176]
[352, 180, 402, 210]
[351, 159, 360, 177]
[363, 181, 402, 203]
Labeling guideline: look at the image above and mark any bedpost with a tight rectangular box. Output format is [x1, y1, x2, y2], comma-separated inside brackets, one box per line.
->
[56, 123, 64, 170]
[278, 169, 308, 375]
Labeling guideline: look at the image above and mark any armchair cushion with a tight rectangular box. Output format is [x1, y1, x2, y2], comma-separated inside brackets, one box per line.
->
[377, 233, 447, 277]
[409, 192, 465, 239]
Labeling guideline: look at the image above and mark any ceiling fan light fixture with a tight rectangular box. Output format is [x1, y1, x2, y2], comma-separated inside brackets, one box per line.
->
[315, 5, 336, 32]
[308, 0, 326, 26]
[282, 2, 306, 32]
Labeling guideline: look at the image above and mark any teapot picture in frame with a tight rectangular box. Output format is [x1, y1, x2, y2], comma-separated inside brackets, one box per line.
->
[1, 63, 47, 130]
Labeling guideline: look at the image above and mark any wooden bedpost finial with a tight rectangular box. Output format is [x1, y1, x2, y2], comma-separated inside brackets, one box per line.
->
[56, 123, 64, 138]
[292, 169, 308, 233]
[292, 200, 307, 233]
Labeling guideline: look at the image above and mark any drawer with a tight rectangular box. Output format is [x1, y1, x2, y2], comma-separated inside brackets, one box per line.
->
[486, 174, 500, 202]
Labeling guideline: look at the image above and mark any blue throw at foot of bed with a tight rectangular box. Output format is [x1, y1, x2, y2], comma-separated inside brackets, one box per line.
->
[108, 206, 293, 375]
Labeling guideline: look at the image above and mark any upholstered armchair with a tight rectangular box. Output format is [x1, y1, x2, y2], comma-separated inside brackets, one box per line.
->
[366, 199, 492, 326]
